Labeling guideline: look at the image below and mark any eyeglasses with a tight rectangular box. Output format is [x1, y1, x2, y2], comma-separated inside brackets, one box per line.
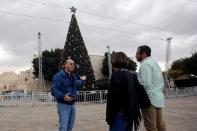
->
[69, 63, 75, 65]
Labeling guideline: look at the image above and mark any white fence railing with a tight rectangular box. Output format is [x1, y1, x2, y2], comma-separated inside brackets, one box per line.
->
[0, 90, 108, 107]
[0, 87, 196, 107]
[164, 87, 195, 97]
[0, 93, 56, 107]
[77, 90, 108, 103]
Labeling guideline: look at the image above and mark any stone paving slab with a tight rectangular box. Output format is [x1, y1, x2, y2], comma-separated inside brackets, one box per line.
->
[0, 95, 197, 131]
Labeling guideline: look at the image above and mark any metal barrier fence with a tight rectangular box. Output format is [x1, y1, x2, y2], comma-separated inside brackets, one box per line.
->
[0, 90, 108, 107]
[0, 88, 196, 107]
[77, 90, 107, 103]
[164, 87, 195, 97]
[0, 93, 56, 107]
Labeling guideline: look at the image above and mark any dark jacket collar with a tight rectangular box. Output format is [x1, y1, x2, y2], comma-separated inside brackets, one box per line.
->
[59, 69, 74, 78]
[113, 68, 128, 72]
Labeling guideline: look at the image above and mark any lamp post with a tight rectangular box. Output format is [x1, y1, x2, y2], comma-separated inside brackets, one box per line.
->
[165, 37, 173, 72]
[165, 37, 173, 96]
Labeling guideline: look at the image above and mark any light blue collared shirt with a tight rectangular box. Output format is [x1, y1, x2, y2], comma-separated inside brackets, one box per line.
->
[138, 57, 165, 108]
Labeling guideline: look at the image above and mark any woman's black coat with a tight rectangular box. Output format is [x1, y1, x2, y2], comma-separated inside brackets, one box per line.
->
[106, 69, 150, 130]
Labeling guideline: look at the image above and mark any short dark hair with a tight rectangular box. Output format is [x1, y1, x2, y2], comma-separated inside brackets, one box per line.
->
[138, 45, 151, 56]
[63, 59, 74, 64]
[111, 52, 129, 68]
[61, 59, 74, 68]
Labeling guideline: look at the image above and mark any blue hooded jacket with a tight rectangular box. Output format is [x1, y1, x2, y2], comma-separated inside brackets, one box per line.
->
[51, 69, 84, 105]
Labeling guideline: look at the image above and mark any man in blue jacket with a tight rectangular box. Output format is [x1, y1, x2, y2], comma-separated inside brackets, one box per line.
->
[51, 59, 86, 131]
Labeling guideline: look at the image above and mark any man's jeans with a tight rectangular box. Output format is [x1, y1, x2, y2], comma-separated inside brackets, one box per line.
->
[57, 103, 76, 131]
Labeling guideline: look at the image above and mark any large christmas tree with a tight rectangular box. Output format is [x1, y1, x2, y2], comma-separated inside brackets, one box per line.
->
[60, 7, 95, 89]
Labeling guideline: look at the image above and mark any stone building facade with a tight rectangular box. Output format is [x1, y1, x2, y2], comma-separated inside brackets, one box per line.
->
[0, 69, 36, 93]
[0, 55, 105, 93]
[0, 72, 19, 92]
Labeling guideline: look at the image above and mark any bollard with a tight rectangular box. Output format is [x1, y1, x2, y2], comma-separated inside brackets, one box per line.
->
[176, 88, 179, 97]
[100, 91, 103, 103]
[84, 91, 87, 104]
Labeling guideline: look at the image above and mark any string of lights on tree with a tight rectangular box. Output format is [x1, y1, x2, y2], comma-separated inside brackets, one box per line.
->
[60, 6, 96, 89]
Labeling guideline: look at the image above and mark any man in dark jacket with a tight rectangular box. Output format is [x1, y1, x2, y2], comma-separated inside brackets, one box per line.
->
[51, 59, 86, 131]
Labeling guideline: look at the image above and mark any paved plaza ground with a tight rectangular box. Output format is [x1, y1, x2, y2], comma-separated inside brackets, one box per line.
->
[0, 95, 197, 131]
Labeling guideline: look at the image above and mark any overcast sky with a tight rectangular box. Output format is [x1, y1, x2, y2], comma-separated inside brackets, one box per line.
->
[0, 0, 197, 73]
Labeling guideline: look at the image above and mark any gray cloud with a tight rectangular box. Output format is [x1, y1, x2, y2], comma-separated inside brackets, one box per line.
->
[0, 0, 197, 73]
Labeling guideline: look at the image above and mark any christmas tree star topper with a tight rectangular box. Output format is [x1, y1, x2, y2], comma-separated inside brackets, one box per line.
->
[70, 6, 77, 13]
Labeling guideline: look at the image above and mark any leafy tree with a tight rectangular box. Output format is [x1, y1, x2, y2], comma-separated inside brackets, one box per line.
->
[32, 48, 61, 81]
[102, 52, 110, 77]
[171, 58, 190, 73]
[170, 52, 197, 76]
[168, 69, 184, 79]
[189, 52, 197, 76]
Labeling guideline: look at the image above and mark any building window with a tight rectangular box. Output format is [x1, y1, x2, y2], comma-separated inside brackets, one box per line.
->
[25, 78, 28, 82]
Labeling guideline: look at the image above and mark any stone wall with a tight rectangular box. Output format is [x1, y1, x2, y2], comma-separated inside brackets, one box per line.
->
[0, 55, 105, 92]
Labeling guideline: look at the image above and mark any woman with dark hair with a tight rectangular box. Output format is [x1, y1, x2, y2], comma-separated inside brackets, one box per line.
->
[106, 52, 142, 131]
